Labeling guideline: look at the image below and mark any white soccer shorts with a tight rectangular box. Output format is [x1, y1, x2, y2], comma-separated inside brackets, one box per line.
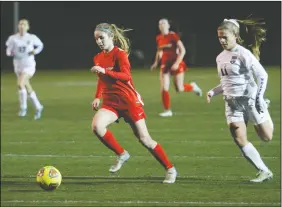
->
[224, 96, 269, 125]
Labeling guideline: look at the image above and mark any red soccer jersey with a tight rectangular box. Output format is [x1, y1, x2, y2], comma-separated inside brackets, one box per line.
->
[93, 46, 143, 107]
[156, 31, 180, 64]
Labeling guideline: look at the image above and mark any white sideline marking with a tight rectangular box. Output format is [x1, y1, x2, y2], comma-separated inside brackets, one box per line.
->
[2, 154, 278, 159]
[28, 175, 252, 179]
[4, 140, 279, 145]
[1, 174, 252, 179]
[1, 128, 223, 134]
[1, 200, 280, 206]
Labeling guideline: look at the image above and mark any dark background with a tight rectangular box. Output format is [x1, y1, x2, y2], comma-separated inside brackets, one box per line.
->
[1, 1, 281, 70]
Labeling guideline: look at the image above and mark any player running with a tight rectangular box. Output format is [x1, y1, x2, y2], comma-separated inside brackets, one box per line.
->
[151, 18, 202, 117]
[90, 23, 177, 184]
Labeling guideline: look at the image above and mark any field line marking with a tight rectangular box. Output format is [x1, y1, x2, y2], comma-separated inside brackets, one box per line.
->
[1, 175, 254, 179]
[1, 200, 280, 206]
[3, 140, 280, 144]
[2, 153, 279, 159]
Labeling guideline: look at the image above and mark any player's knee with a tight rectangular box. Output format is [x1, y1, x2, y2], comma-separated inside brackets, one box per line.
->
[91, 122, 105, 135]
[162, 86, 169, 92]
[17, 82, 25, 89]
[175, 86, 184, 92]
[234, 136, 248, 147]
[25, 85, 33, 94]
[259, 132, 273, 142]
[139, 136, 157, 149]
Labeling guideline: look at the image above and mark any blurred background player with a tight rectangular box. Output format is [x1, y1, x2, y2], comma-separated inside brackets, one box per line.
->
[90, 23, 177, 184]
[207, 18, 274, 182]
[5, 19, 44, 120]
[151, 18, 202, 117]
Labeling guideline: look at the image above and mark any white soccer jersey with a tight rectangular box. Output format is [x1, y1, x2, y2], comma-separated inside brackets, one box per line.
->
[6, 32, 43, 68]
[216, 44, 268, 99]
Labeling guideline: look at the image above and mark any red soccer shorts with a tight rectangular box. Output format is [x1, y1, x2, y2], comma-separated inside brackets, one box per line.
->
[101, 94, 146, 123]
[161, 60, 187, 75]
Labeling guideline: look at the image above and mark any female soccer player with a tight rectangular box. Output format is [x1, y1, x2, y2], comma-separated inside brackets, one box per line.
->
[5, 19, 44, 120]
[207, 18, 274, 182]
[90, 23, 177, 184]
[151, 18, 202, 117]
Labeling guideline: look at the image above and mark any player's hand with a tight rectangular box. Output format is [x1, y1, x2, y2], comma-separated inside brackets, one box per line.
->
[171, 63, 179, 71]
[92, 98, 101, 111]
[150, 62, 158, 71]
[255, 96, 264, 114]
[7, 51, 14, 57]
[206, 92, 213, 104]
[91, 66, 106, 74]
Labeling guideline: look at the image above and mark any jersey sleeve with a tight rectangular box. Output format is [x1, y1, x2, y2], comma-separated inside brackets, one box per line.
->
[156, 35, 160, 47]
[104, 50, 131, 81]
[5, 36, 14, 56]
[93, 55, 104, 98]
[32, 34, 44, 54]
[242, 50, 268, 99]
[94, 78, 104, 98]
[172, 32, 180, 42]
[93, 55, 97, 65]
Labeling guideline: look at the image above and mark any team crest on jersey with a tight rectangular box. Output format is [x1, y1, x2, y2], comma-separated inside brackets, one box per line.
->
[230, 56, 238, 64]
[26, 40, 30, 45]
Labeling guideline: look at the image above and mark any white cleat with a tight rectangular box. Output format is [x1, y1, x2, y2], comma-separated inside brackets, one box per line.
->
[159, 110, 173, 117]
[250, 170, 273, 183]
[163, 167, 177, 184]
[18, 108, 27, 117]
[109, 151, 130, 173]
[34, 105, 44, 120]
[191, 82, 203, 97]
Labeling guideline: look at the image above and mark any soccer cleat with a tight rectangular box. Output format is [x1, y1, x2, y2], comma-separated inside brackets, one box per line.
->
[159, 110, 173, 117]
[250, 170, 273, 183]
[18, 108, 27, 117]
[163, 167, 177, 184]
[109, 151, 130, 173]
[34, 105, 44, 120]
[191, 82, 203, 97]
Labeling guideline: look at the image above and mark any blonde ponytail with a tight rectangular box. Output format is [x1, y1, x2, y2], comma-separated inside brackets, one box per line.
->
[237, 17, 266, 61]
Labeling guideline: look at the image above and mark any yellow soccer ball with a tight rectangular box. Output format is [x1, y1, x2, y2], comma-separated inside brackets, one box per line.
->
[36, 166, 62, 191]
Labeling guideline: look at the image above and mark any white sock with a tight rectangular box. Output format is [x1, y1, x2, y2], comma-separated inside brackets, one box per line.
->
[241, 142, 269, 172]
[18, 88, 27, 110]
[29, 91, 42, 110]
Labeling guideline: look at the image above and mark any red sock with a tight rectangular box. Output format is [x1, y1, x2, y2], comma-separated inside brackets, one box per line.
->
[94, 130, 124, 155]
[162, 90, 170, 110]
[152, 143, 173, 169]
[184, 83, 193, 92]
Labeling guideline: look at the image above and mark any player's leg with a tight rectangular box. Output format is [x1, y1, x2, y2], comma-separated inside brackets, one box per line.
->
[173, 72, 202, 96]
[226, 101, 272, 182]
[249, 103, 274, 142]
[91, 108, 129, 172]
[16, 71, 28, 116]
[129, 119, 177, 183]
[253, 120, 273, 142]
[159, 71, 173, 117]
[24, 70, 44, 120]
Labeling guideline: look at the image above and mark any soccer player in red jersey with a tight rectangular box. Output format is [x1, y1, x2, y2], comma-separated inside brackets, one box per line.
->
[151, 18, 203, 117]
[90, 23, 177, 184]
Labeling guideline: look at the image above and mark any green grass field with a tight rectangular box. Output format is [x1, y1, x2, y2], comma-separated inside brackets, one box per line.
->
[1, 67, 281, 207]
